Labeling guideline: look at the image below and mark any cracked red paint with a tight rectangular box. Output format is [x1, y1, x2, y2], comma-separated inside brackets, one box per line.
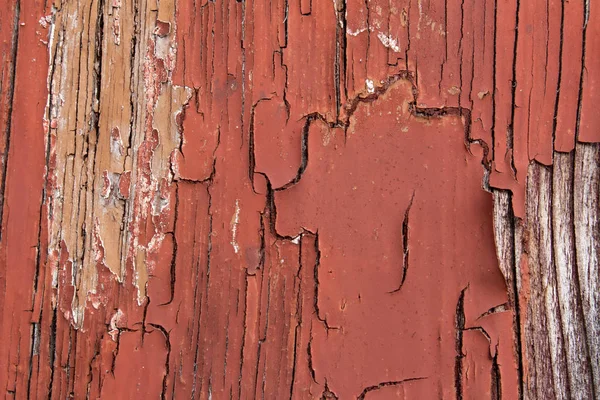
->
[1, 0, 599, 398]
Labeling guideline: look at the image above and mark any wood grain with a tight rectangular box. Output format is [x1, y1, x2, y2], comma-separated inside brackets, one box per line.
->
[0, 0, 598, 398]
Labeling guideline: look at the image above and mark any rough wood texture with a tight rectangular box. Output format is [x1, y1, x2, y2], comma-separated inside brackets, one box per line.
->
[0, 0, 598, 398]
[492, 146, 600, 400]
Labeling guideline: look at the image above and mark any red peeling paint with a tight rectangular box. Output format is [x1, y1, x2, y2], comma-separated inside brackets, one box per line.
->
[118, 171, 131, 199]
[2, 0, 600, 398]
[155, 20, 171, 37]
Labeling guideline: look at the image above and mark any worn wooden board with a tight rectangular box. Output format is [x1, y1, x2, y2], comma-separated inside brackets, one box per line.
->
[0, 0, 598, 398]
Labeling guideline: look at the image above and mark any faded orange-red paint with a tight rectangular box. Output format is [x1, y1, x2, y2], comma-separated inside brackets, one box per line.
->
[0, 0, 598, 398]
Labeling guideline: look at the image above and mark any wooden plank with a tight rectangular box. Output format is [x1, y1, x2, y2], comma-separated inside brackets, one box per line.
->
[0, 0, 599, 398]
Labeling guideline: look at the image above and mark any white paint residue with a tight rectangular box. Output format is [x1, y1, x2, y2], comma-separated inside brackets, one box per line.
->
[346, 26, 368, 36]
[146, 233, 166, 274]
[91, 298, 102, 309]
[43, 8, 57, 148]
[111, 0, 122, 45]
[365, 79, 375, 94]
[377, 32, 401, 52]
[38, 15, 52, 28]
[108, 309, 124, 341]
[291, 235, 301, 245]
[152, 193, 170, 216]
[110, 132, 124, 156]
[231, 199, 241, 254]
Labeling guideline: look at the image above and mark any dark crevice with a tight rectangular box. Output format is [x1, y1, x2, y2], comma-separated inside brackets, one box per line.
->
[507, 0, 520, 178]
[491, 0, 497, 163]
[46, 305, 58, 399]
[140, 295, 150, 343]
[289, 241, 303, 398]
[455, 286, 468, 400]
[506, 192, 524, 399]
[126, 0, 139, 157]
[283, 0, 289, 41]
[574, 0, 589, 143]
[389, 191, 415, 294]
[464, 326, 492, 342]
[176, 161, 218, 185]
[148, 323, 171, 400]
[321, 380, 339, 399]
[259, 282, 272, 400]
[357, 377, 427, 400]
[253, 339, 263, 400]
[299, 0, 310, 15]
[237, 274, 250, 400]
[160, 182, 179, 306]
[85, 336, 102, 400]
[0, 0, 21, 241]
[364, 0, 371, 74]
[307, 332, 317, 384]
[11, 331, 22, 398]
[248, 97, 275, 191]
[261, 276, 272, 343]
[26, 322, 40, 400]
[109, 325, 123, 376]
[259, 209, 266, 266]
[491, 345, 502, 400]
[312, 232, 339, 331]
[458, 0, 465, 110]
[190, 221, 206, 400]
[174, 94, 189, 165]
[334, 0, 347, 119]
[542, 0, 550, 96]
[66, 327, 78, 396]
[223, 308, 230, 384]
[265, 180, 289, 241]
[240, 0, 246, 147]
[550, 0, 564, 152]
[476, 302, 509, 320]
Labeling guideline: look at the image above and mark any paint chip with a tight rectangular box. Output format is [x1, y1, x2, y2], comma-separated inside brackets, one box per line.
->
[346, 26, 368, 36]
[377, 32, 401, 52]
[448, 86, 461, 95]
[366, 79, 375, 94]
[231, 199, 241, 254]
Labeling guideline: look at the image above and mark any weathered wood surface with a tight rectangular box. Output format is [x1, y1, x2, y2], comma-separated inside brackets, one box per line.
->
[0, 0, 598, 398]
